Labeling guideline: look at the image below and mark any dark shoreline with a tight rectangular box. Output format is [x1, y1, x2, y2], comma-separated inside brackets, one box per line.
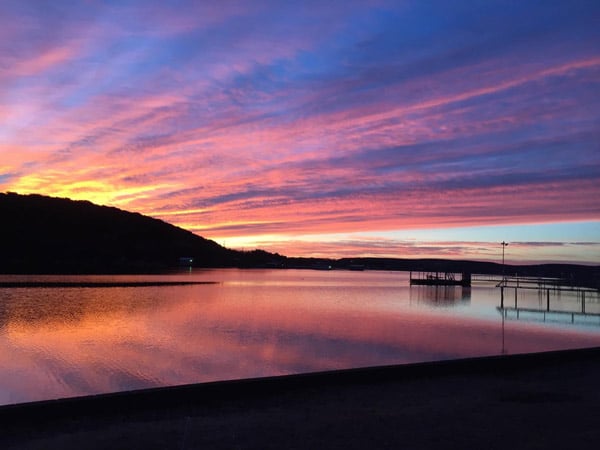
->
[2, 347, 600, 449]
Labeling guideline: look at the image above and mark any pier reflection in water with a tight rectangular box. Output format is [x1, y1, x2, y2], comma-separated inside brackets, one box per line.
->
[409, 284, 471, 306]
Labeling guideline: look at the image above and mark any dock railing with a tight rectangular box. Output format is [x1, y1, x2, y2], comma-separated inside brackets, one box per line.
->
[477, 274, 600, 326]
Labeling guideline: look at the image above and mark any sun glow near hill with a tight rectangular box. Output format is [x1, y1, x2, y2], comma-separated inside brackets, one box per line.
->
[11, 175, 181, 211]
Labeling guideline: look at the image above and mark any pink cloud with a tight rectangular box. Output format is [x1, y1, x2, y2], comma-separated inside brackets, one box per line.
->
[1, 2, 598, 263]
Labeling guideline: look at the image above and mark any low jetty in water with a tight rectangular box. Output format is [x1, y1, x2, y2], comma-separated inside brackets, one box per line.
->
[0, 281, 218, 288]
[410, 271, 471, 287]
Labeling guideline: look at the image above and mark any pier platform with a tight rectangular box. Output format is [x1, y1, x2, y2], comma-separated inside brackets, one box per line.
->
[409, 271, 471, 287]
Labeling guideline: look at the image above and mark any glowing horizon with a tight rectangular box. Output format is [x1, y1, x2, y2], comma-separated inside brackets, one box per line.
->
[1, 1, 599, 263]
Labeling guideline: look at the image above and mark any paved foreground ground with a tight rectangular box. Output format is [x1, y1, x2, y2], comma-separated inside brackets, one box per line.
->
[1, 347, 599, 449]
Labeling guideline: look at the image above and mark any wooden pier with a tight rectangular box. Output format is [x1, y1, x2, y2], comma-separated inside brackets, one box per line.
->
[495, 275, 600, 325]
[410, 272, 471, 287]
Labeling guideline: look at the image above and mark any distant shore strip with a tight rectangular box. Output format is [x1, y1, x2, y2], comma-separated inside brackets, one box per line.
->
[0, 281, 219, 288]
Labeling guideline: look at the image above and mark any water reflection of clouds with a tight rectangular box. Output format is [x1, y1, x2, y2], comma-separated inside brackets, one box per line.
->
[1, 274, 599, 405]
[0, 286, 167, 326]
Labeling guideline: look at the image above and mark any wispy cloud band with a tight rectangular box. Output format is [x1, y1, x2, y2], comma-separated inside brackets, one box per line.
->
[1, 0, 599, 261]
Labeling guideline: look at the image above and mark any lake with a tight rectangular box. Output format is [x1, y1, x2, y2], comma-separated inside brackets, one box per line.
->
[1, 269, 599, 406]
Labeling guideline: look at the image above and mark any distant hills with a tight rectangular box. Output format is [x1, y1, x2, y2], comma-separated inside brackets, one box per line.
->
[0, 192, 598, 287]
[0, 192, 284, 273]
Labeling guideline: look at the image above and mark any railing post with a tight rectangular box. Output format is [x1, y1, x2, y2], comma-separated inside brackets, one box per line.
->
[501, 286, 504, 308]
[546, 289, 550, 311]
[582, 291, 585, 314]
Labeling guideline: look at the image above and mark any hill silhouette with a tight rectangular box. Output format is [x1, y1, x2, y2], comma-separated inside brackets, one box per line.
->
[0, 192, 598, 286]
[0, 192, 284, 273]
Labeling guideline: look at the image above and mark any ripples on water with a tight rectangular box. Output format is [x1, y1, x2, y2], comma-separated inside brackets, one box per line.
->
[0, 269, 598, 405]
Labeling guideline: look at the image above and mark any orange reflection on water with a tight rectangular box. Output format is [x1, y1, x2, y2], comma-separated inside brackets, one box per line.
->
[1, 271, 599, 405]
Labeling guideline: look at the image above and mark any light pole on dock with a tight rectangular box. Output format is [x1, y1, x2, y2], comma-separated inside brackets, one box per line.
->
[501, 241, 509, 285]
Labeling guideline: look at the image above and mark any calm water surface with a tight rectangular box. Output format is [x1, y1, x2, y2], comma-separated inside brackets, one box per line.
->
[1, 269, 599, 406]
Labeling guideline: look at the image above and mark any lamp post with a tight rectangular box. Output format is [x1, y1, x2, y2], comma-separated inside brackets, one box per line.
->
[501, 241, 509, 285]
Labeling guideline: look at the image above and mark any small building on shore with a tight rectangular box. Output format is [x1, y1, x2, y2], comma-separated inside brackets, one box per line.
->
[178, 257, 194, 266]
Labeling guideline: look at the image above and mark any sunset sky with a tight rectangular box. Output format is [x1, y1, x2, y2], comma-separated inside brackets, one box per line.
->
[1, 0, 599, 263]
